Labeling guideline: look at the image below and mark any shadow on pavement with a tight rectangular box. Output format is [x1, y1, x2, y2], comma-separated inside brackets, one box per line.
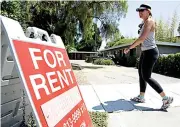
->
[93, 99, 167, 113]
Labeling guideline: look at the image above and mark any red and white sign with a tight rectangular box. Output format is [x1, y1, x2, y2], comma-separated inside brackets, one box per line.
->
[10, 39, 93, 127]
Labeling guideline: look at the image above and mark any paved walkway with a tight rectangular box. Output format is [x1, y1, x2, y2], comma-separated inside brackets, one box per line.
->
[71, 60, 180, 127]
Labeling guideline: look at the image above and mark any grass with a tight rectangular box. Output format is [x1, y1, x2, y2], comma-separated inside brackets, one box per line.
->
[89, 111, 108, 127]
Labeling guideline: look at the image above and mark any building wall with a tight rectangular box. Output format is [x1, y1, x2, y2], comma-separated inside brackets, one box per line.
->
[157, 45, 180, 54]
[68, 52, 98, 60]
[101, 44, 180, 59]
[68, 43, 180, 60]
[101, 47, 137, 58]
[136, 46, 141, 57]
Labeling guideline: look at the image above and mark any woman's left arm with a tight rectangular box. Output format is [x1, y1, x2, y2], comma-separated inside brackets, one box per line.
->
[129, 20, 153, 49]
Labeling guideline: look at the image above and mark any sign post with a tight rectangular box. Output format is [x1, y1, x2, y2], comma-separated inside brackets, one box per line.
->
[1, 15, 93, 127]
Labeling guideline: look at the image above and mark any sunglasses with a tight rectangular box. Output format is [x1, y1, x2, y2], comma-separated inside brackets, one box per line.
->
[139, 9, 146, 12]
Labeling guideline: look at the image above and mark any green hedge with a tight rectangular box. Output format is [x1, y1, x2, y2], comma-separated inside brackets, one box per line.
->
[93, 58, 115, 65]
[85, 56, 99, 63]
[136, 53, 180, 78]
[154, 53, 180, 78]
[117, 56, 137, 67]
[126, 56, 137, 67]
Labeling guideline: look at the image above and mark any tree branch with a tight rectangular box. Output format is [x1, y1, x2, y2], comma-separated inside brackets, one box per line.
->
[88, 16, 104, 25]
[87, 1, 108, 9]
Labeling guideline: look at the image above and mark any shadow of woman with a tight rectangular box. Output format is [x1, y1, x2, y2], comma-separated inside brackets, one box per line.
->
[92, 99, 167, 113]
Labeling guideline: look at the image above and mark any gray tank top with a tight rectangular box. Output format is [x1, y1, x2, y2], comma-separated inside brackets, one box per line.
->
[139, 23, 157, 51]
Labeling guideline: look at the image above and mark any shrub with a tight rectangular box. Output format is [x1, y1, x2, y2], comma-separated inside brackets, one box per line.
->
[103, 59, 115, 65]
[89, 111, 108, 127]
[85, 56, 99, 63]
[85, 56, 93, 63]
[93, 58, 103, 65]
[117, 56, 137, 67]
[117, 57, 127, 66]
[126, 56, 137, 67]
[135, 57, 140, 68]
[93, 58, 115, 65]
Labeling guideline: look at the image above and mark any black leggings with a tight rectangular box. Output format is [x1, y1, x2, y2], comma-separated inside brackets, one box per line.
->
[139, 47, 163, 94]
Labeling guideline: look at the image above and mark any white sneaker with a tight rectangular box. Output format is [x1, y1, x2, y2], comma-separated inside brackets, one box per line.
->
[161, 96, 173, 110]
[131, 95, 145, 103]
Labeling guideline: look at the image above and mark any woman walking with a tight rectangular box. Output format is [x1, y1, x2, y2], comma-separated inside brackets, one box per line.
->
[124, 4, 173, 110]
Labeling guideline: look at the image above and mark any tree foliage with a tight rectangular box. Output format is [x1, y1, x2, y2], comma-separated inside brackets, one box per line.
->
[1, 1, 128, 51]
[178, 22, 180, 35]
[106, 38, 135, 48]
[0, 1, 33, 30]
[155, 18, 164, 41]
[76, 23, 102, 51]
[155, 11, 179, 42]
[169, 11, 178, 40]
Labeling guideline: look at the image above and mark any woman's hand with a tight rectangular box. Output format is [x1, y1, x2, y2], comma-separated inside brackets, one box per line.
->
[124, 48, 130, 54]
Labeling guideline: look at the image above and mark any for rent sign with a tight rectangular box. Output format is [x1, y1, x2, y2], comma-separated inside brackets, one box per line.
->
[10, 39, 93, 127]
